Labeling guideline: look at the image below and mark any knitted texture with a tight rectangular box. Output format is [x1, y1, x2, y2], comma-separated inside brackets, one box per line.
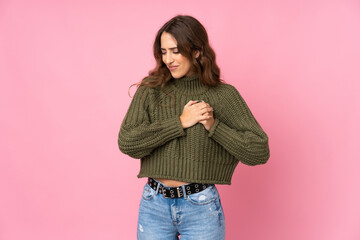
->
[118, 74, 270, 185]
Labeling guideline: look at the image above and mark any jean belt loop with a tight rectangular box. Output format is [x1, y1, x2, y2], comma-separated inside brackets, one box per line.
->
[181, 185, 187, 199]
[155, 180, 161, 195]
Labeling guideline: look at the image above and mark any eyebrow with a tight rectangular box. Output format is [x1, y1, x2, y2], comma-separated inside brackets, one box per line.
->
[160, 47, 178, 50]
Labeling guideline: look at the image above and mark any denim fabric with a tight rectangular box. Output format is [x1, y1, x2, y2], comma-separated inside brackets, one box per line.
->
[137, 179, 225, 240]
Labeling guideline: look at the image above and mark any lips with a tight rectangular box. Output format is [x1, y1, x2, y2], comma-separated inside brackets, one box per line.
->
[168, 65, 178, 71]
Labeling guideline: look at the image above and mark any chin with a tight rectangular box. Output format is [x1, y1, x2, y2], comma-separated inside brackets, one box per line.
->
[171, 73, 185, 79]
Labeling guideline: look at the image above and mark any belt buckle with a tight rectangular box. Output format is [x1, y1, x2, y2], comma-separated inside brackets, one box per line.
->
[177, 187, 182, 198]
[161, 186, 168, 198]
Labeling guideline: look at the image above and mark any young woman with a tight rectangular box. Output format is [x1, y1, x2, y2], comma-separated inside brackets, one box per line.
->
[118, 15, 270, 240]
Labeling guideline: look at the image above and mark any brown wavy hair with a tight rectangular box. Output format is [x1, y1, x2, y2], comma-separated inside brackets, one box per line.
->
[128, 15, 224, 97]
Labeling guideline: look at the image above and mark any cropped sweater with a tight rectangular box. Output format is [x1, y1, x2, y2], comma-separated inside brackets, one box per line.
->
[118, 74, 270, 185]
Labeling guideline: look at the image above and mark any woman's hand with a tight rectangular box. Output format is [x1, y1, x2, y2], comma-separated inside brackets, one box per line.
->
[179, 100, 215, 131]
[198, 101, 215, 131]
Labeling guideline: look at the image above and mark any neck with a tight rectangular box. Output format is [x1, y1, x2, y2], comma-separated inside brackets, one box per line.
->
[170, 73, 210, 95]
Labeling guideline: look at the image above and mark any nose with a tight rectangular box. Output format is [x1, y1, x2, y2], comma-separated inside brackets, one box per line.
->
[164, 52, 174, 65]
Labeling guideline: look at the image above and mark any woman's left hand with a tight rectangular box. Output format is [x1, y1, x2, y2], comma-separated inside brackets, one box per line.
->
[198, 101, 215, 131]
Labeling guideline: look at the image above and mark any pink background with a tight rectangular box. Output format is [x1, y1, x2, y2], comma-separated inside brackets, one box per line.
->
[1, 0, 359, 239]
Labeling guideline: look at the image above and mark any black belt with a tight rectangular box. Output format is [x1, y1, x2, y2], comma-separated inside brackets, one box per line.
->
[147, 178, 213, 199]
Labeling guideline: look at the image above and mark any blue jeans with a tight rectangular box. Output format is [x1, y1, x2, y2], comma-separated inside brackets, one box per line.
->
[137, 179, 225, 240]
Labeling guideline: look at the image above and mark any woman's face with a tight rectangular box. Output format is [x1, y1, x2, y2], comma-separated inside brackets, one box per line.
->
[160, 31, 195, 79]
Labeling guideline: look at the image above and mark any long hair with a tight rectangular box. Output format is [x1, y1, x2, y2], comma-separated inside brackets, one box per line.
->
[128, 15, 223, 97]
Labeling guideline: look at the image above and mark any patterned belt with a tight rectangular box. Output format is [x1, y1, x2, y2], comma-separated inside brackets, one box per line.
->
[147, 178, 213, 199]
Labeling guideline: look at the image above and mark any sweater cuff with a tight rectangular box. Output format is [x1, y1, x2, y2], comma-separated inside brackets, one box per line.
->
[173, 115, 186, 137]
[159, 115, 186, 139]
[208, 118, 220, 137]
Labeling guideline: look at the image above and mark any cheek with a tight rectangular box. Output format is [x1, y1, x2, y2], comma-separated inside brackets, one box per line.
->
[180, 56, 190, 65]
[177, 56, 187, 66]
[182, 59, 191, 69]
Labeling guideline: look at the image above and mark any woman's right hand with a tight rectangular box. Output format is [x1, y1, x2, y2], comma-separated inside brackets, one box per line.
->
[179, 100, 213, 129]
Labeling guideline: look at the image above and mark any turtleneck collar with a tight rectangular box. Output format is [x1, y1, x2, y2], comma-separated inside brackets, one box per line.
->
[169, 73, 210, 96]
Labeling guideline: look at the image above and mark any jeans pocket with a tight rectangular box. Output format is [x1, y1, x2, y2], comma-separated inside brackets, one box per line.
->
[186, 185, 216, 205]
[141, 183, 156, 201]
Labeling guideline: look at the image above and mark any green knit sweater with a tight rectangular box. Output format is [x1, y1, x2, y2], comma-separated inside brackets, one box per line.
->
[118, 74, 270, 185]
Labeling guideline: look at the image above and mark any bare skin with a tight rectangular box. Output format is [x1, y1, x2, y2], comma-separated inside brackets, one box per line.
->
[155, 100, 215, 187]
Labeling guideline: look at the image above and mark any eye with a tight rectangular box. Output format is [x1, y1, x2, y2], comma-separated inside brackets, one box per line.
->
[161, 51, 179, 55]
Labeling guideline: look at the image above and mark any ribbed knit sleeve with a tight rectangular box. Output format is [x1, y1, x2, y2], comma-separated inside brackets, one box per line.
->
[208, 85, 270, 166]
[118, 85, 186, 159]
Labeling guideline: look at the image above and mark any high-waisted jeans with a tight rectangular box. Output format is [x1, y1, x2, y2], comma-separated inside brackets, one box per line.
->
[137, 179, 225, 240]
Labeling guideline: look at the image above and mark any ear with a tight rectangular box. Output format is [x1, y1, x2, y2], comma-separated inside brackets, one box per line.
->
[194, 50, 200, 59]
